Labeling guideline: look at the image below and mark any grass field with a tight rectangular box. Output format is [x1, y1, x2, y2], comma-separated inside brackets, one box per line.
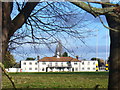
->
[2, 72, 108, 89]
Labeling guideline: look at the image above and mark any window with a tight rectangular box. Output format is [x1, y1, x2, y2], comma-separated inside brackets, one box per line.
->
[82, 67, 84, 70]
[61, 62, 63, 66]
[93, 62, 95, 65]
[29, 68, 32, 70]
[49, 62, 52, 65]
[23, 62, 26, 65]
[74, 62, 77, 65]
[67, 61, 70, 64]
[88, 62, 90, 65]
[55, 62, 58, 66]
[82, 62, 84, 65]
[42, 62, 46, 65]
[75, 68, 78, 71]
[29, 62, 32, 65]
[49, 62, 52, 66]
[87, 67, 90, 70]
[67, 67, 69, 69]
[35, 68, 37, 70]
[35, 62, 37, 65]
[93, 68, 95, 70]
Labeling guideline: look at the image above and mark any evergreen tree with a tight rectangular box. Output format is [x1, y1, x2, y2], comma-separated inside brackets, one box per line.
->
[62, 52, 68, 57]
[26, 57, 35, 60]
[3, 51, 16, 68]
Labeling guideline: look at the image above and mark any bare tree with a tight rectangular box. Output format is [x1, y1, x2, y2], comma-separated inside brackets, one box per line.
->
[69, 0, 120, 89]
[1, 1, 93, 88]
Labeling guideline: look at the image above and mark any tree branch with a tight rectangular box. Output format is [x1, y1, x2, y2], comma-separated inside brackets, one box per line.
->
[98, 16, 120, 32]
[79, 0, 117, 6]
[68, 1, 117, 17]
[9, 2, 39, 37]
[0, 62, 16, 89]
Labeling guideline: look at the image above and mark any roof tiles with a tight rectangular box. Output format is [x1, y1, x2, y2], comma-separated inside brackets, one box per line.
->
[38, 57, 80, 62]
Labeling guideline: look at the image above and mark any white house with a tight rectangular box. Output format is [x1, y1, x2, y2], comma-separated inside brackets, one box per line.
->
[80, 61, 98, 71]
[37, 57, 81, 72]
[19, 57, 98, 72]
[5, 42, 99, 72]
[20, 60, 38, 72]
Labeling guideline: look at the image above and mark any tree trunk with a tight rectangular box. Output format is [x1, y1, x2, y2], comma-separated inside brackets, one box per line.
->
[1, 2, 12, 89]
[0, 1, 2, 89]
[109, 29, 120, 90]
[105, 14, 120, 89]
[2, 2, 12, 63]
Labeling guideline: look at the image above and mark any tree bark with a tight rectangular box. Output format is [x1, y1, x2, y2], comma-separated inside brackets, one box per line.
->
[0, 1, 2, 89]
[102, 3, 120, 89]
[105, 15, 120, 89]
[2, 2, 12, 63]
[109, 26, 120, 90]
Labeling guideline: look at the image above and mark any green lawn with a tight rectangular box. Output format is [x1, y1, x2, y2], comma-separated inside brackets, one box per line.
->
[2, 72, 108, 89]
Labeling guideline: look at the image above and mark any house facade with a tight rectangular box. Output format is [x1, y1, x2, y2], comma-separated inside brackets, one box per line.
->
[20, 60, 38, 72]
[5, 42, 104, 72]
[37, 57, 81, 72]
[80, 61, 97, 71]
[19, 57, 98, 72]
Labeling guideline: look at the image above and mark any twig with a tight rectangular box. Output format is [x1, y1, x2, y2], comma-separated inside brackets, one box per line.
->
[87, 2, 120, 32]
[0, 62, 17, 90]
[98, 16, 120, 32]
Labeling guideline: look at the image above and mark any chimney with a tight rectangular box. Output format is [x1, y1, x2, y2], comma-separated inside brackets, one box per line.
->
[37, 56, 40, 60]
[76, 56, 79, 59]
[57, 52, 60, 58]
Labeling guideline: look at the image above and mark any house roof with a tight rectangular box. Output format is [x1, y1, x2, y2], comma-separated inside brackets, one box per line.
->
[38, 57, 81, 62]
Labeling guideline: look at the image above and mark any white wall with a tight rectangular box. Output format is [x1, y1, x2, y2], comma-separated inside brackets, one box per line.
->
[21, 60, 38, 72]
[71, 62, 80, 72]
[80, 61, 98, 71]
[5, 68, 21, 72]
[38, 61, 81, 72]
[5, 60, 98, 72]
[38, 62, 68, 72]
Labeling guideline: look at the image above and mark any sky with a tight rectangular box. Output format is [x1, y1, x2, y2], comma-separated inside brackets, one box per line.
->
[10, 2, 110, 62]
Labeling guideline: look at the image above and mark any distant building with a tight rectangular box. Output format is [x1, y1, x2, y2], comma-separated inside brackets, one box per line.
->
[7, 57, 97, 72]
[20, 60, 38, 72]
[5, 42, 99, 72]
